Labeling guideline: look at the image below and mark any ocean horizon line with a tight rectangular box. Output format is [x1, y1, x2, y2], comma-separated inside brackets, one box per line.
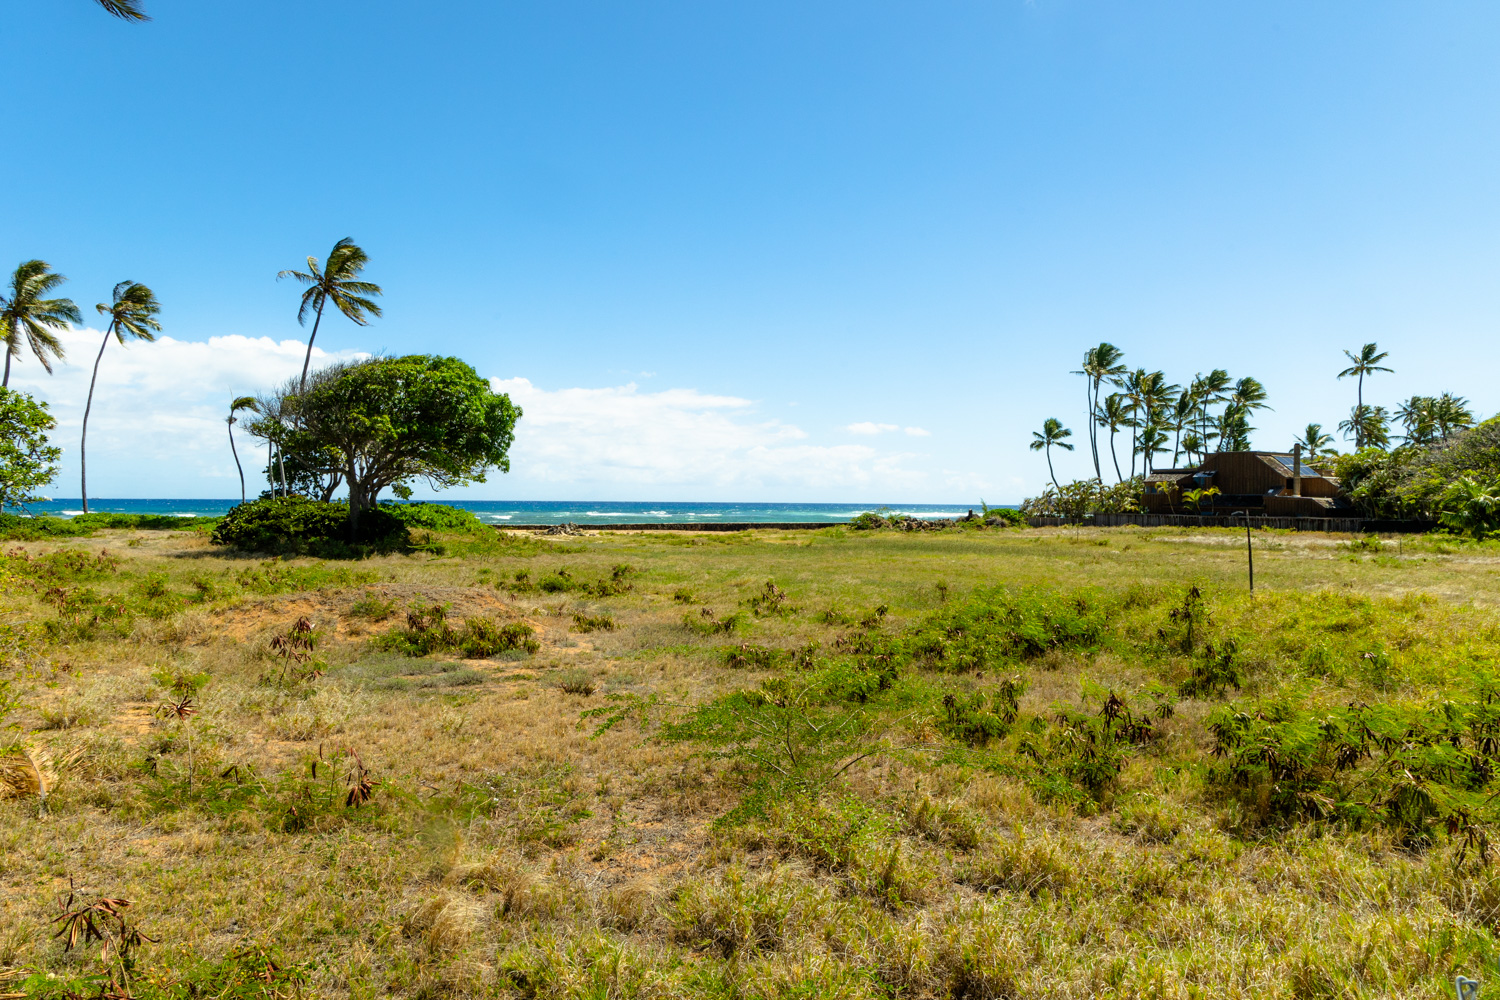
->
[19, 498, 1015, 527]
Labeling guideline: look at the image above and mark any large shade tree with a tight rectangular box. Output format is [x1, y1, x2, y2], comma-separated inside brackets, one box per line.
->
[1, 261, 80, 388]
[293, 355, 521, 532]
[278, 239, 383, 393]
[80, 282, 160, 513]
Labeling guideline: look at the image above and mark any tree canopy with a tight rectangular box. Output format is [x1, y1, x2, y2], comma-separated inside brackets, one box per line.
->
[0, 388, 61, 511]
[291, 355, 520, 527]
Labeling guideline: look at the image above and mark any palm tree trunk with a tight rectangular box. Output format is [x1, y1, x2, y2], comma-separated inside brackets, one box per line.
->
[2, 348, 10, 389]
[80, 326, 114, 515]
[1046, 445, 1060, 492]
[228, 418, 245, 503]
[299, 298, 327, 395]
[1109, 426, 1123, 483]
[1088, 380, 1101, 481]
[1356, 372, 1364, 449]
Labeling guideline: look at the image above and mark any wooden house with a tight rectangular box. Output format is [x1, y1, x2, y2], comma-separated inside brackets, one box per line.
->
[1142, 449, 1347, 516]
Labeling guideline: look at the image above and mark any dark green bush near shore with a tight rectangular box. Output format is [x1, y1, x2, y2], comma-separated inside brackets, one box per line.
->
[377, 500, 488, 534]
[210, 497, 408, 556]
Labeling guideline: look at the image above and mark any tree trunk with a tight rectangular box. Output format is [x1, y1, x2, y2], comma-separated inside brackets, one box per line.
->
[228, 417, 245, 503]
[80, 326, 114, 515]
[2, 347, 10, 389]
[1356, 372, 1364, 449]
[299, 298, 327, 395]
[1046, 446, 1060, 492]
[1087, 379, 1101, 481]
[1109, 427, 1123, 483]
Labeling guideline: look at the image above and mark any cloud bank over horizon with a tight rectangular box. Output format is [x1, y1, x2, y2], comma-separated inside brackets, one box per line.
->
[7, 331, 982, 503]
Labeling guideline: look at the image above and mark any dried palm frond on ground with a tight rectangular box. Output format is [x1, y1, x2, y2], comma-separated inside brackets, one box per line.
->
[0, 745, 51, 800]
[0, 744, 82, 802]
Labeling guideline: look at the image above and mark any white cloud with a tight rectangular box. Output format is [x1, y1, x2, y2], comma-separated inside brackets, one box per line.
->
[4, 329, 936, 499]
[494, 378, 923, 491]
[904, 426, 931, 437]
[8, 328, 363, 497]
[847, 421, 899, 435]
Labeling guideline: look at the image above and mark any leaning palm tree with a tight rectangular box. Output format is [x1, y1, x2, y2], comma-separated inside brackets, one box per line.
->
[80, 282, 161, 513]
[93, 0, 149, 18]
[278, 238, 382, 393]
[1192, 369, 1232, 454]
[1073, 343, 1126, 481]
[1030, 418, 1074, 492]
[1337, 343, 1392, 448]
[227, 396, 259, 503]
[1096, 392, 1130, 483]
[1, 260, 81, 388]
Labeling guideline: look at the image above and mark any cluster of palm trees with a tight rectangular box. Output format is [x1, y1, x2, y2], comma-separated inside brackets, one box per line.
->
[0, 236, 380, 510]
[1, 261, 161, 513]
[1055, 343, 1272, 490]
[1034, 340, 1478, 492]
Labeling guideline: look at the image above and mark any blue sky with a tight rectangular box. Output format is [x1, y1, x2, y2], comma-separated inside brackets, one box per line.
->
[6, 1, 1500, 502]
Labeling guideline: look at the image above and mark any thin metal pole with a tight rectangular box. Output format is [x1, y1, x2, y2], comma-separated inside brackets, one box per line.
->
[1233, 510, 1254, 593]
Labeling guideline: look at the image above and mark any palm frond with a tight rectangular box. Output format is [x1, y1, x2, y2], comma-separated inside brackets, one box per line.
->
[93, 0, 150, 20]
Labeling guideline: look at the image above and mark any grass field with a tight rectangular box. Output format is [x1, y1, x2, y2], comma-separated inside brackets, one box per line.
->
[5, 522, 1500, 999]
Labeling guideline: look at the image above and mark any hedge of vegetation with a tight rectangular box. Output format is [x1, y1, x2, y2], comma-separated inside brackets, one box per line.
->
[0, 512, 217, 541]
[209, 497, 408, 555]
[1336, 416, 1500, 534]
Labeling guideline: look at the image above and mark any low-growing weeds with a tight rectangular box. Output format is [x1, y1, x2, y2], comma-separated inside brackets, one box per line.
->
[571, 612, 616, 633]
[684, 607, 745, 636]
[375, 604, 539, 658]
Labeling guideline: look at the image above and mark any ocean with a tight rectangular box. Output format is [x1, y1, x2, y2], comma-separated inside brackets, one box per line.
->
[25, 499, 1002, 527]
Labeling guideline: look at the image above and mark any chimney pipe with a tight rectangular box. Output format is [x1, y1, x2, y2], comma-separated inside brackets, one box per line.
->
[1292, 443, 1302, 497]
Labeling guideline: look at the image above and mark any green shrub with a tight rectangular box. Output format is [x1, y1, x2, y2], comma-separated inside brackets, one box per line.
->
[380, 501, 488, 534]
[0, 513, 93, 540]
[897, 587, 1111, 672]
[374, 604, 540, 658]
[210, 497, 407, 555]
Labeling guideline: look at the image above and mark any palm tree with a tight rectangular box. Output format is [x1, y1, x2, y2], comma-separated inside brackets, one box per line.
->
[1, 261, 80, 388]
[1190, 369, 1231, 454]
[1339, 404, 1390, 451]
[1395, 395, 1438, 446]
[1073, 343, 1126, 481]
[80, 282, 160, 513]
[93, 0, 149, 18]
[1337, 343, 1392, 448]
[1137, 422, 1170, 475]
[227, 396, 259, 503]
[278, 238, 382, 393]
[1169, 389, 1195, 466]
[1215, 376, 1271, 451]
[1434, 393, 1474, 442]
[1096, 393, 1129, 483]
[1030, 418, 1074, 491]
[1294, 423, 1334, 457]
